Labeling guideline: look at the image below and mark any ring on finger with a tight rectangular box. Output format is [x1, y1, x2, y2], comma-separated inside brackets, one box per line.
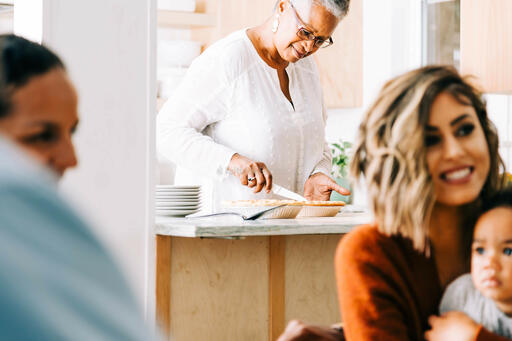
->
[248, 176, 256, 182]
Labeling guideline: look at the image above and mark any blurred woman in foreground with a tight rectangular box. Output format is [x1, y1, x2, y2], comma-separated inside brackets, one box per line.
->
[280, 66, 508, 340]
[0, 34, 154, 340]
[0, 34, 78, 178]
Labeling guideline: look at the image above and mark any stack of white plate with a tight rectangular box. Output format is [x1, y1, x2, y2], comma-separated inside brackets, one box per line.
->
[155, 185, 201, 216]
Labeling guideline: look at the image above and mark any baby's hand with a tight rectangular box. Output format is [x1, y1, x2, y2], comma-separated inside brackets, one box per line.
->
[424, 311, 479, 341]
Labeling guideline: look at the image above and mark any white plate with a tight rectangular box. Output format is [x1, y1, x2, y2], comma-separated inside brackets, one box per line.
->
[156, 191, 200, 195]
[156, 185, 200, 190]
[156, 190, 201, 194]
[156, 206, 198, 210]
[156, 198, 201, 202]
[156, 198, 201, 203]
[155, 201, 201, 206]
[156, 203, 201, 209]
[156, 209, 199, 216]
[156, 194, 201, 198]
[156, 188, 200, 192]
[156, 212, 198, 217]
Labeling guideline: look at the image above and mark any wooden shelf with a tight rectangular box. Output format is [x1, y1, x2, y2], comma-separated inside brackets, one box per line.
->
[157, 10, 217, 28]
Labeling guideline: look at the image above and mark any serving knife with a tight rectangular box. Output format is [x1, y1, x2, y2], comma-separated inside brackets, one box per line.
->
[271, 184, 307, 201]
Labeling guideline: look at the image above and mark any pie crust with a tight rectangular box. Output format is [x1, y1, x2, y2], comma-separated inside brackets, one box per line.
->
[221, 199, 345, 207]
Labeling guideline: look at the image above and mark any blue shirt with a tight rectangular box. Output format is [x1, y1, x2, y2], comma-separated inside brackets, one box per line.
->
[0, 139, 154, 340]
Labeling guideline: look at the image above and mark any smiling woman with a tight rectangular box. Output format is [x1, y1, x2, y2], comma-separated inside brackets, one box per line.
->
[0, 34, 79, 178]
[276, 65, 511, 341]
[334, 65, 507, 341]
[425, 92, 491, 207]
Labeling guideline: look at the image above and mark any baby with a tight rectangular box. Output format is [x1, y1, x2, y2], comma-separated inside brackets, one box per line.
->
[438, 188, 512, 337]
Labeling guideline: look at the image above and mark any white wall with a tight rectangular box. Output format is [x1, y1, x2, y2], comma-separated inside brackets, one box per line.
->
[325, 0, 422, 204]
[486, 94, 512, 172]
[14, 0, 157, 321]
[325, 0, 422, 146]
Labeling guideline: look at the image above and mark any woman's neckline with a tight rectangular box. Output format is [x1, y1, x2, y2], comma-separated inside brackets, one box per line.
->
[244, 27, 289, 71]
[243, 28, 298, 112]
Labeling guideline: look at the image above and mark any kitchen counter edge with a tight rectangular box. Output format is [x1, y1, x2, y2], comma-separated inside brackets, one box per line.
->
[155, 212, 373, 238]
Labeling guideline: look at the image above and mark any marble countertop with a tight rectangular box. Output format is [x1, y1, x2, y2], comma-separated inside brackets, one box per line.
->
[155, 211, 373, 238]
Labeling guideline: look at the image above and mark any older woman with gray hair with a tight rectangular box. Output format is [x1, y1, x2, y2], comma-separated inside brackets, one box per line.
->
[157, 0, 350, 210]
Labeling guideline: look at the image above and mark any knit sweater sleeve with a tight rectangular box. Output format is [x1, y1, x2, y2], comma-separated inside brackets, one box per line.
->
[335, 225, 427, 341]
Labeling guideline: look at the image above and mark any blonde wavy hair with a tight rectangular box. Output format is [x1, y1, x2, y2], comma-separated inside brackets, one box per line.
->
[351, 66, 504, 252]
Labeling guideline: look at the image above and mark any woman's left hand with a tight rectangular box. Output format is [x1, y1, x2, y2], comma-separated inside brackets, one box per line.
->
[304, 173, 350, 201]
[425, 312, 480, 341]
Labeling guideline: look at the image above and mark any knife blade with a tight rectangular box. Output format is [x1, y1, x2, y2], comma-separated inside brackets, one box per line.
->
[271, 184, 307, 201]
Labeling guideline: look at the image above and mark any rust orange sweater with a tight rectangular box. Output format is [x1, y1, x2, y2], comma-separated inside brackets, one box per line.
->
[335, 224, 508, 341]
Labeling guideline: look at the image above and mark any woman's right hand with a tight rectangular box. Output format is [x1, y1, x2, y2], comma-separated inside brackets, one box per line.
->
[227, 153, 273, 193]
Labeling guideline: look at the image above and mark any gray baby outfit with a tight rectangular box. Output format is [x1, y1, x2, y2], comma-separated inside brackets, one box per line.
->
[440, 273, 512, 338]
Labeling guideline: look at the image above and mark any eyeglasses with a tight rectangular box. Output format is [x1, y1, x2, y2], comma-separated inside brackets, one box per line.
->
[289, 1, 333, 49]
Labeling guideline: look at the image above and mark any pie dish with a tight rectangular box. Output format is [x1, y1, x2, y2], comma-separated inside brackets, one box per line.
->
[220, 200, 302, 219]
[300, 201, 345, 207]
[221, 200, 345, 218]
[297, 201, 345, 217]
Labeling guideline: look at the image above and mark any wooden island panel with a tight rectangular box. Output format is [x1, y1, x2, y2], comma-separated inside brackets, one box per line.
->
[285, 235, 342, 325]
[157, 234, 345, 341]
[169, 236, 269, 340]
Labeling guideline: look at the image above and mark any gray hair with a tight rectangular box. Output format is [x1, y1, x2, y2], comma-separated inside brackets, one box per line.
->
[276, 0, 350, 19]
[312, 0, 349, 19]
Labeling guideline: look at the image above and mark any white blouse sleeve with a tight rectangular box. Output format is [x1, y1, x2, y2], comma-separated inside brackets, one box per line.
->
[157, 54, 236, 180]
[310, 102, 332, 177]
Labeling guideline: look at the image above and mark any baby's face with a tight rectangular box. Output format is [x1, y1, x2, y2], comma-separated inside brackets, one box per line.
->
[471, 207, 512, 310]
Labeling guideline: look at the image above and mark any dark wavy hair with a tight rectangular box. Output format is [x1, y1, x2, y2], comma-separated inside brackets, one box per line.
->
[0, 34, 65, 118]
[481, 187, 512, 214]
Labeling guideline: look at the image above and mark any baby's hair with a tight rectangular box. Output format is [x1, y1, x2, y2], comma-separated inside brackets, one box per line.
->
[480, 187, 512, 215]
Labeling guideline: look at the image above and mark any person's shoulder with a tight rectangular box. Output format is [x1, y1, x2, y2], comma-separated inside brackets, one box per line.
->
[192, 29, 256, 80]
[447, 273, 474, 291]
[439, 273, 475, 314]
[203, 30, 248, 55]
[444, 273, 475, 301]
[336, 223, 419, 270]
[337, 224, 396, 254]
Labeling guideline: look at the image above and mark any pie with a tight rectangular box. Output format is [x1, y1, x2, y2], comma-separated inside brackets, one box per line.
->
[221, 199, 345, 207]
[302, 201, 345, 206]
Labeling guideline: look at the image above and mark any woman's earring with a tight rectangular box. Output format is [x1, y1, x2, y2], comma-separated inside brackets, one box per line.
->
[272, 14, 280, 33]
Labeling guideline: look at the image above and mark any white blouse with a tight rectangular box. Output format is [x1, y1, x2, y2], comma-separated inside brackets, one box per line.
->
[157, 29, 332, 212]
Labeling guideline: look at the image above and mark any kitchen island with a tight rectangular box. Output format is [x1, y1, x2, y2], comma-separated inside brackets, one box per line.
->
[155, 211, 373, 341]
